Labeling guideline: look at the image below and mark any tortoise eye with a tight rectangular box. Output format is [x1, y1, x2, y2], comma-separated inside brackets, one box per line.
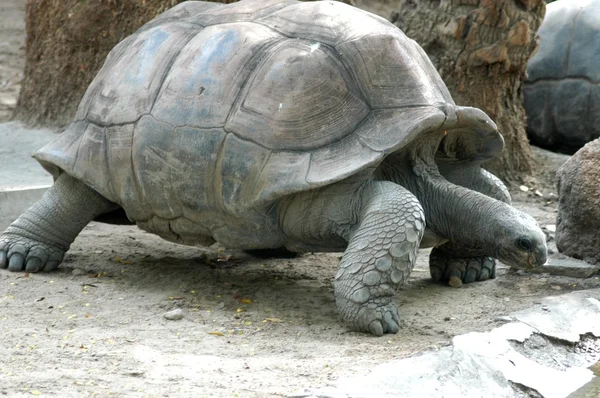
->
[516, 237, 533, 252]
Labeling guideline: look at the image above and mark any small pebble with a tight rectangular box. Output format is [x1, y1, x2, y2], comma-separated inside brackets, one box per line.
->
[519, 185, 529, 192]
[546, 224, 556, 233]
[72, 269, 87, 276]
[534, 190, 543, 197]
[164, 308, 185, 321]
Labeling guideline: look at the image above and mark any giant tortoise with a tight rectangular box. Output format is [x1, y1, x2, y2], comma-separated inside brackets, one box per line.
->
[0, 0, 547, 335]
[524, 0, 600, 151]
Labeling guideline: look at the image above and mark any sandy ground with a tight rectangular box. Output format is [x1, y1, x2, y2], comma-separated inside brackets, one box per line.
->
[1, 1, 599, 397]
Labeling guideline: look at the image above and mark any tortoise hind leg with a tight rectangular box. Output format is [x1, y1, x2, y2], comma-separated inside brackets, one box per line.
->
[0, 173, 117, 272]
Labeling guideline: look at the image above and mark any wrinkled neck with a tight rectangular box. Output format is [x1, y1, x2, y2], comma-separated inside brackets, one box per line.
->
[418, 175, 506, 247]
[377, 157, 508, 254]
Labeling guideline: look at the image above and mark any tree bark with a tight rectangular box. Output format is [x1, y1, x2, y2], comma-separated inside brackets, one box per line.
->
[351, 0, 546, 180]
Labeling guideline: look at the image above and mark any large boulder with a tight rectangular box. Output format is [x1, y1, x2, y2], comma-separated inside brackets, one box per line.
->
[556, 139, 600, 264]
[523, 0, 600, 152]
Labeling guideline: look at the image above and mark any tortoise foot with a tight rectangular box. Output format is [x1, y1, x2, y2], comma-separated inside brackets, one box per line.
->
[336, 295, 401, 336]
[0, 234, 65, 272]
[429, 252, 496, 288]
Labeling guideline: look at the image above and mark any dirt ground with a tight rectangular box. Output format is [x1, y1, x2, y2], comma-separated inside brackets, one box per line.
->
[1, 1, 599, 397]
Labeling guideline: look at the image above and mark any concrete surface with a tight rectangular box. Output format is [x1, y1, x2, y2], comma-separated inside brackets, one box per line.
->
[0, 121, 56, 229]
[296, 289, 600, 398]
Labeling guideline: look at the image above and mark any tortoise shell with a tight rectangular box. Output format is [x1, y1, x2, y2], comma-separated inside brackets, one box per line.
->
[524, 0, 600, 149]
[35, 0, 499, 229]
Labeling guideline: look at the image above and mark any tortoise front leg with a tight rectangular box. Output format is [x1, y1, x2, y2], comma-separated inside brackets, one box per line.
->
[0, 173, 117, 272]
[334, 182, 424, 335]
[280, 181, 425, 336]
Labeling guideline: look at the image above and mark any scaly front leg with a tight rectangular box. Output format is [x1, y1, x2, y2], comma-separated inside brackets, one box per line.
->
[334, 182, 424, 336]
[279, 180, 425, 336]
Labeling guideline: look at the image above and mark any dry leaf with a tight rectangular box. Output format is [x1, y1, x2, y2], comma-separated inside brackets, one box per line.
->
[113, 256, 132, 265]
[208, 331, 225, 336]
[240, 298, 252, 304]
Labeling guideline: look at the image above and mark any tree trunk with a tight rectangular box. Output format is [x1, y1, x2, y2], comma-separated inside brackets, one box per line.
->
[351, 0, 546, 181]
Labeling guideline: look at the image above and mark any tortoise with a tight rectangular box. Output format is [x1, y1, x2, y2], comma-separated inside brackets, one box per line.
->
[524, 0, 600, 151]
[0, 0, 547, 335]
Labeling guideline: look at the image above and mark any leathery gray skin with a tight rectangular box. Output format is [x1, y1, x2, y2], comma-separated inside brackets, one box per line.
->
[0, 131, 547, 336]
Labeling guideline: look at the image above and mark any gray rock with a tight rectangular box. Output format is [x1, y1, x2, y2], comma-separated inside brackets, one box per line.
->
[523, 0, 600, 151]
[526, 256, 600, 278]
[71, 268, 87, 276]
[300, 289, 600, 398]
[163, 308, 184, 321]
[556, 139, 600, 265]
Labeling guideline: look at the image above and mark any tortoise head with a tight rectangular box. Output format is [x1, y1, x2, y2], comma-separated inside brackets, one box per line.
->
[493, 208, 547, 270]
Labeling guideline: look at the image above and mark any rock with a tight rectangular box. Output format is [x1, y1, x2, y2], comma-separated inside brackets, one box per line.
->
[525, 255, 600, 278]
[163, 308, 184, 321]
[302, 289, 600, 398]
[71, 268, 87, 276]
[556, 139, 600, 265]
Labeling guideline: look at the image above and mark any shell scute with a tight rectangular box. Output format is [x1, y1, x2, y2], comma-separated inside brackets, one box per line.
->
[337, 34, 452, 109]
[225, 38, 369, 151]
[258, 1, 395, 45]
[151, 22, 282, 128]
[82, 23, 201, 125]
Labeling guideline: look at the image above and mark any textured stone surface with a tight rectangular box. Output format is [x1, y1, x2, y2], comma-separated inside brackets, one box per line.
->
[527, 256, 600, 278]
[163, 308, 185, 321]
[556, 139, 600, 265]
[298, 289, 600, 398]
